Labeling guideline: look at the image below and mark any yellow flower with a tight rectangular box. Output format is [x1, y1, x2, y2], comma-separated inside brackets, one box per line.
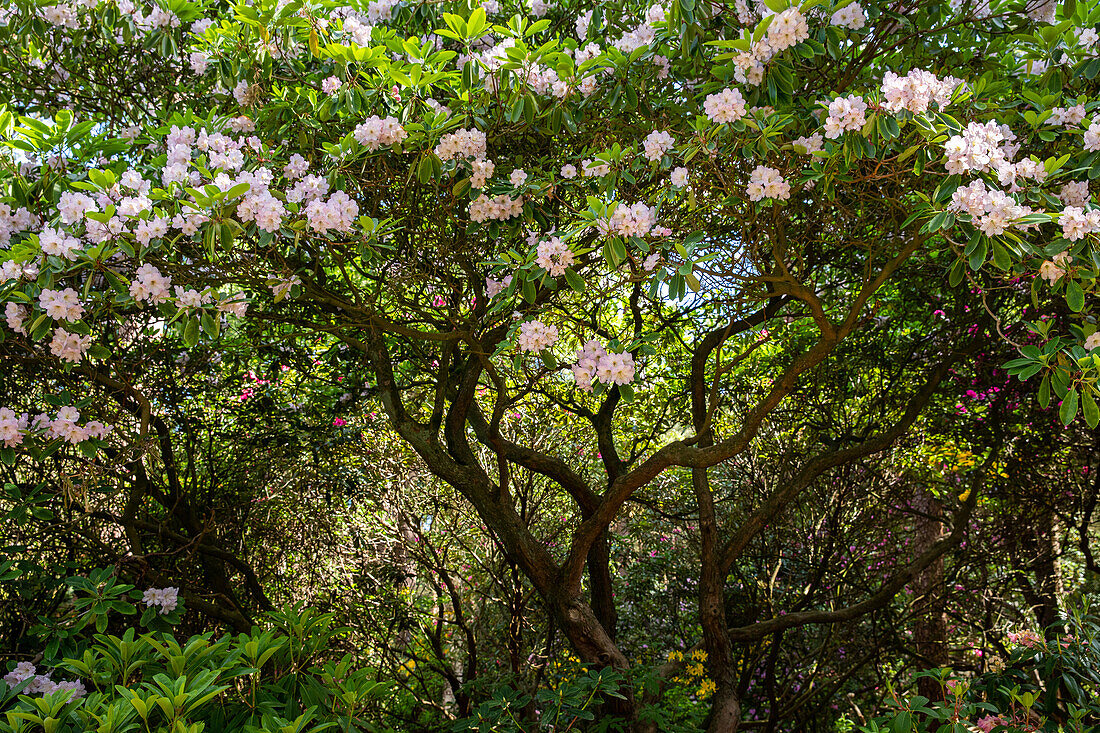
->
[667, 650, 684, 662]
[686, 663, 705, 677]
[691, 649, 708, 662]
[697, 679, 716, 697]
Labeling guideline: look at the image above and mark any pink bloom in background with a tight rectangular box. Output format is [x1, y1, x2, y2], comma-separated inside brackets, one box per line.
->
[332, 418, 347, 427]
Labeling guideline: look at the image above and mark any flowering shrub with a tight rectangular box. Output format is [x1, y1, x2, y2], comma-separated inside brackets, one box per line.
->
[862, 606, 1100, 733]
[7, 0, 1100, 726]
[0, 600, 398, 733]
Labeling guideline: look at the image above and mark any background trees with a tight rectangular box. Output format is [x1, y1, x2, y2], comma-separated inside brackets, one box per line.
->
[3, 0, 1100, 730]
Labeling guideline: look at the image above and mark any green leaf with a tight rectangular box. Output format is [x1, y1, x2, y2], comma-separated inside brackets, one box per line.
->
[183, 316, 200, 348]
[1082, 388, 1099, 428]
[1061, 388, 1079, 425]
[564, 269, 585, 293]
[618, 383, 635, 403]
[1038, 375, 1051, 408]
[1066, 279, 1085, 312]
[418, 154, 435, 184]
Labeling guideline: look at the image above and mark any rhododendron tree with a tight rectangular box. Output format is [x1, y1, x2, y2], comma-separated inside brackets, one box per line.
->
[4, 0, 1100, 728]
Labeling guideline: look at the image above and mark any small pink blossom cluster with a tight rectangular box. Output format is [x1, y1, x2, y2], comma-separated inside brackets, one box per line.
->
[38, 288, 83, 322]
[0, 406, 111, 447]
[1025, 0, 1056, 24]
[1039, 251, 1070, 283]
[536, 237, 574, 276]
[305, 191, 359, 233]
[44, 406, 112, 444]
[353, 116, 407, 151]
[435, 128, 487, 161]
[287, 174, 329, 204]
[57, 191, 96, 225]
[949, 180, 1031, 236]
[469, 194, 523, 222]
[614, 21, 656, 54]
[0, 202, 36, 246]
[995, 157, 1047, 190]
[40, 1, 79, 28]
[517, 320, 559, 352]
[237, 188, 286, 233]
[284, 154, 309, 179]
[38, 226, 82, 260]
[130, 263, 173, 304]
[142, 586, 180, 614]
[1059, 180, 1091, 207]
[823, 94, 867, 138]
[217, 292, 249, 317]
[766, 8, 809, 51]
[174, 286, 212, 310]
[50, 329, 93, 363]
[1006, 628, 1045, 648]
[600, 202, 658, 238]
[830, 2, 866, 29]
[1050, 104, 1086, 126]
[944, 121, 1017, 174]
[670, 167, 690, 187]
[582, 158, 611, 177]
[880, 69, 960, 114]
[1060, 205, 1100, 240]
[1085, 119, 1100, 152]
[485, 275, 512, 298]
[4, 303, 27, 335]
[703, 88, 747, 124]
[470, 159, 495, 188]
[642, 130, 674, 162]
[792, 133, 823, 154]
[975, 716, 1007, 733]
[570, 340, 636, 390]
[3, 663, 85, 701]
[730, 42, 771, 86]
[747, 165, 791, 201]
[0, 409, 28, 447]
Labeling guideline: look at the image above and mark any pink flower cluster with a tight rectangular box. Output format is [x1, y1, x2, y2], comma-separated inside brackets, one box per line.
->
[570, 340, 635, 390]
[469, 194, 523, 222]
[517, 320, 559, 352]
[3, 663, 85, 701]
[1006, 628, 1045, 648]
[305, 191, 359, 233]
[949, 180, 1031, 236]
[536, 237, 574, 276]
[1061, 206, 1100, 240]
[880, 69, 960, 114]
[642, 130, 674, 162]
[766, 8, 809, 51]
[823, 94, 867, 138]
[703, 88, 747, 124]
[435, 128, 487, 161]
[601, 202, 658, 237]
[353, 116, 407, 151]
[0, 406, 111, 448]
[129, 263, 173, 304]
[830, 2, 866, 29]
[747, 165, 791, 201]
[142, 586, 180, 614]
[50, 329, 93, 363]
[38, 288, 83, 322]
[944, 121, 1017, 174]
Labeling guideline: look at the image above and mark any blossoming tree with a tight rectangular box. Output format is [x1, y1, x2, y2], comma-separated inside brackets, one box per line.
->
[3, 0, 1100, 727]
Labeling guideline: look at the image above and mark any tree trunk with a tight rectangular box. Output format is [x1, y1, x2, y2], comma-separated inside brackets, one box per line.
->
[911, 488, 947, 702]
